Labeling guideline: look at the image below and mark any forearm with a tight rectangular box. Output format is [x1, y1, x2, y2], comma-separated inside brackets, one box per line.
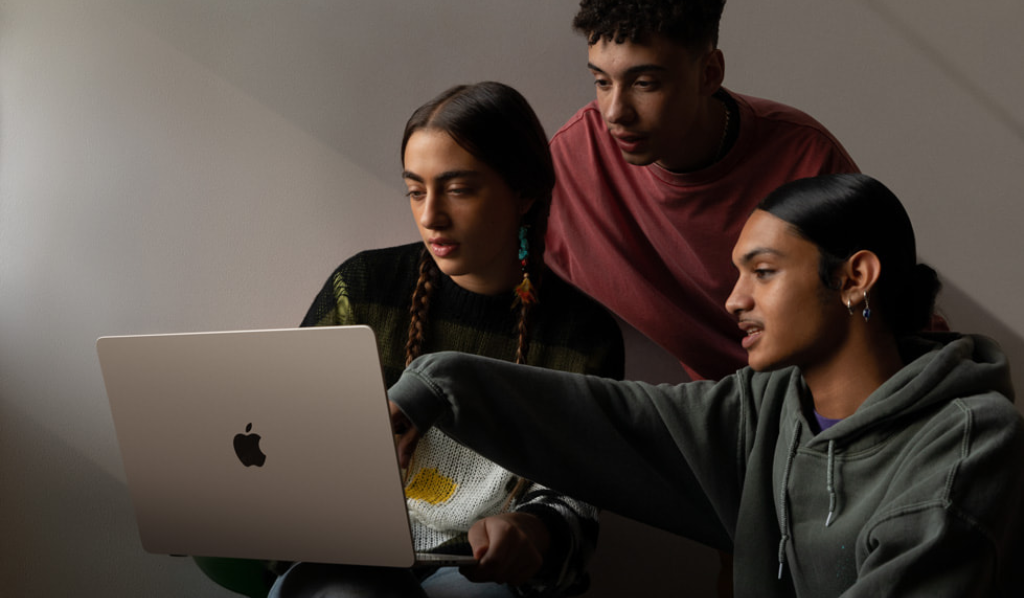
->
[389, 351, 738, 549]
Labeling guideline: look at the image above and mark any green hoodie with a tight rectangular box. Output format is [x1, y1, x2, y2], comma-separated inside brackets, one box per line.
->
[389, 334, 1024, 597]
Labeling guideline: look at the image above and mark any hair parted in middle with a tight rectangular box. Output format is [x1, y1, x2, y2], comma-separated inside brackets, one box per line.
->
[572, 0, 727, 52]
[400, 81, 555, 367]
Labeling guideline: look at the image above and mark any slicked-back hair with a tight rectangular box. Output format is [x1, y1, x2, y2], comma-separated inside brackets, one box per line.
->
[757, 174, 941, 336]
[400, 82, 555, 366]
[573, 0, 727, 53]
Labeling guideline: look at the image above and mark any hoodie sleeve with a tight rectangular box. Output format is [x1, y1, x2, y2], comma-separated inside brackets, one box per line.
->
[389, 351, 763, 553]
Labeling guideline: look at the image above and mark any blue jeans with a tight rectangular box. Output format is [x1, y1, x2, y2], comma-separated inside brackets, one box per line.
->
[268, 563, 516, 598]
[420, 566, 515, 598]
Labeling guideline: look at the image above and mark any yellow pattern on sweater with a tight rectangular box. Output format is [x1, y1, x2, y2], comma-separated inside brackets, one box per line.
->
[405, 467, 457, 505]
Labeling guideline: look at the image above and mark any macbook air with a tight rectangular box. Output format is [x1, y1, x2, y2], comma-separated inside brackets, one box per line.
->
[96, 325, 475, 567]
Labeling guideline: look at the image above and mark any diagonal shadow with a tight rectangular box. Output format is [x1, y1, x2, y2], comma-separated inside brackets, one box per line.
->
[859, 0, 1024, 143]
[108, 0, 585, 191]
[936, 279, 1022, 398]
[0, 403, 236, 596]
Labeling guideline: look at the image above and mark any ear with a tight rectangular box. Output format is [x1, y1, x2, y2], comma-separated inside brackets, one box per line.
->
[837, 250, 881, 308]
[699, 49, 725, 96]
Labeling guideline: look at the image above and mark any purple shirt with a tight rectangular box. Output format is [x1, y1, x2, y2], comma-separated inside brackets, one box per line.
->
[815, 411, 844, 432]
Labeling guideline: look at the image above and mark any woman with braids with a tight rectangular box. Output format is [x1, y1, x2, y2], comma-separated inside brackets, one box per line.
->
[390, 174, 1024, 597]
[262, 81, 624, 598]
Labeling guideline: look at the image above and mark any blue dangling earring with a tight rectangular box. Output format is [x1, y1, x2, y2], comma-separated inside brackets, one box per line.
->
[862, 291, 871, 322]
[514, 225, 536, 305]
[518, 225, 529, 261]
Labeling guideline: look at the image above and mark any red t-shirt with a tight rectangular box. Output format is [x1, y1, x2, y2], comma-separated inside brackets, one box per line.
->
[546, 91, 859, 380]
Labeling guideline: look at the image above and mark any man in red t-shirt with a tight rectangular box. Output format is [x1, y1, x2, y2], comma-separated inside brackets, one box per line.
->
[547, 0, 859, 382]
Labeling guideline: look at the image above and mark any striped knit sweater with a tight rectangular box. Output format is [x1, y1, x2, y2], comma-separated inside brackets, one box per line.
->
[301, 243, 624, 594]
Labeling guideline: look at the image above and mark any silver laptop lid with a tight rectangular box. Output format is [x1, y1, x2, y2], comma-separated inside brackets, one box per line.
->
[97, 325, 418, 567]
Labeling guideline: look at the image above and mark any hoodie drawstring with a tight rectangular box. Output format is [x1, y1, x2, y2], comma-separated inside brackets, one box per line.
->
[825, 439, 837, 527]
[777, 424, 801, 580]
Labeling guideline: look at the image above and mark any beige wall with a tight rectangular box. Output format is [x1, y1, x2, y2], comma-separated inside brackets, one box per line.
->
[2, 1, 1021, 595]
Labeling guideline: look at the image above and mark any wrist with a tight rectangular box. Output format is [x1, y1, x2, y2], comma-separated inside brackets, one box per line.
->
[511, 506, 568, 581]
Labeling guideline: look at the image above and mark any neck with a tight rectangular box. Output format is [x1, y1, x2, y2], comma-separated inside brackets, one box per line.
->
[656, 94, 728, 173]
[804, 328, 904, 420]
[450, 263, 523, 296]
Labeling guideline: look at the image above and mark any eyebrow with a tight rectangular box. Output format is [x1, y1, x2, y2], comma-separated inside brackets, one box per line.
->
[587, 62, 669, 77]
[402, 169, 480, 184]
[737, 247, 785, 266]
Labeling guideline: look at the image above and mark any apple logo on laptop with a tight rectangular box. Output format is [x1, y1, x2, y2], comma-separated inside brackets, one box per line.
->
[233, 423, 267, 467]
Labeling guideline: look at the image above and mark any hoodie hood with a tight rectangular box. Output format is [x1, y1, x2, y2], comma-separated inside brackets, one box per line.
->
[772, 333, 1015, 586]
[803, 333, 1014, 449]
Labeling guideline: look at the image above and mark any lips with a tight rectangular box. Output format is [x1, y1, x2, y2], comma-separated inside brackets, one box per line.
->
[738, 321, 763, 350]
[428, 238, 458, 258]
[611, 131, 646, 154]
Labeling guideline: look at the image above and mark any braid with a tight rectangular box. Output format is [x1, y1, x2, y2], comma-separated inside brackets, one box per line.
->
[513, 302, 532, 365]
[405, 247, 438, 366]
[512, 253, 541, 365]
[508, 219, 549, 506]
[513, 195, 550, 366]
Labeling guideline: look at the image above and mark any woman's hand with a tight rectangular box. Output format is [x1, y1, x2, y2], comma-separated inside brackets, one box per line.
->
[388, 400, 420, 469]
[461, 512, 551, 585]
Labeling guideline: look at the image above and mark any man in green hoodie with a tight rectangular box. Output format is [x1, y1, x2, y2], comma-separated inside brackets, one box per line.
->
[390, 174, 1024, 596]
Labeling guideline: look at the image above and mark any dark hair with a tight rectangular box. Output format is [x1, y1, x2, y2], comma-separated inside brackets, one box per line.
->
[400, 81, 555, 366]
[757, 173, 941, 336]
[572, 0, 727, 53]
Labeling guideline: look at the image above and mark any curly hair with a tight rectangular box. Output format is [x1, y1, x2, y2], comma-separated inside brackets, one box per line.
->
[573, 0, 726, 52]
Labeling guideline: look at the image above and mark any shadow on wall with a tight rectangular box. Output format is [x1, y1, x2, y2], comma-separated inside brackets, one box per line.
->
[939, 280, 1022, 408]
[582, 512, 719, 598]
[860, 0, 1024, 145]
[0, 404, 235, 597]
[577, 318, 719, 597]
[112, 0, 586, 190]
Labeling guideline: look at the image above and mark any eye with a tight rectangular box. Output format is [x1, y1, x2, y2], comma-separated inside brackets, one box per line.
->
[592, 76, 611, 90]
[446, 184, 477, 197]
[753, 268, 775, 280]
[634, 78, 660, 91]
[405, 188, 425, 201]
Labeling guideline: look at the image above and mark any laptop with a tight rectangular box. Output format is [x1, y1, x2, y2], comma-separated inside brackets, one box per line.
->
[96, 325, 476, 567]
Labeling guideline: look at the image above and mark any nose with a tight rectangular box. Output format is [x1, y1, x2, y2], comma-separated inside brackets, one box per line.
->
[417, 192, 448, 230]
[725, 275, 752, 317]
[603, 86, 634, 126]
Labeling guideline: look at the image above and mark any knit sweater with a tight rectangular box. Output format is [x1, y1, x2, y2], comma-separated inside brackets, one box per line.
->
[390, 334, 1024, 597]
[303, 243, 625, 593]
[546, 90, 858, 380]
